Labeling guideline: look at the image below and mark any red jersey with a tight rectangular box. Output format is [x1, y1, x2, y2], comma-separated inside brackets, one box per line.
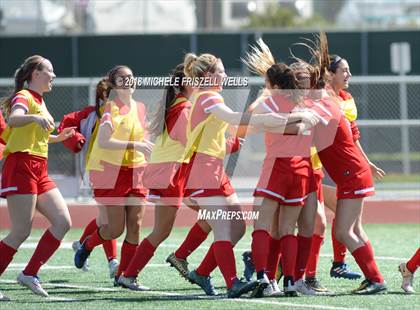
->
[313, 96, 370, 185]
[262, 93, 312, 174]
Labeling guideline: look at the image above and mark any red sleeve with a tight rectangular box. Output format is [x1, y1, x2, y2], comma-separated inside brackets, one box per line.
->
[0, 113, 6, 145]
[166, 103, 190, 146]
[225, 136, 241, 154]
[310, 100, 334, 125]
[262, 96, 280, 113]
[62, 132, 86, 153]
[58, 106, 95, 133]
[350, 120, 361, 141]
[197, 92, 224, 113]
[11, 94, 29, 112]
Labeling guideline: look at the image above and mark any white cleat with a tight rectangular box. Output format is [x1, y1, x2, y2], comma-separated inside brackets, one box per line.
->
[295, 279, 318, 296]
[73, 241, 90, 271]
[108, 259, 120, 279]
[399, 263, 415, 294]
[117, 275, 150, 291]
[264, 279, 284, 296]
[0, 291, 10, 301]
[17, 272, 49, 297]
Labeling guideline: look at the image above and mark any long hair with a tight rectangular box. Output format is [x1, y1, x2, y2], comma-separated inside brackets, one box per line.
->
[148, 63, 187, 138]
[94, 77, 111, 119]
[1, 55, 45, 116]
[242, 38, 276, 76]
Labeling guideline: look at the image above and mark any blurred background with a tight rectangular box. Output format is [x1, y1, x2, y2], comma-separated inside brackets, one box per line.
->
[0, 0, 419, 200]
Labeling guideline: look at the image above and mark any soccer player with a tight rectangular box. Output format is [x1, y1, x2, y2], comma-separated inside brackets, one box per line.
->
[58, 78, 119, 279]
[74, 65, 153, 289]
[399, 248, 419, 293]
[301, 33, 387, 295]
[0, 55, 74, 298]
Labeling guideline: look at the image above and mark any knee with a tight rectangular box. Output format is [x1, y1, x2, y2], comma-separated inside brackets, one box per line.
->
[109, 226, 125, 240]
[279, 225, 295, 237]
[10, 228, 31, 244]
[334, 227, 348, 244]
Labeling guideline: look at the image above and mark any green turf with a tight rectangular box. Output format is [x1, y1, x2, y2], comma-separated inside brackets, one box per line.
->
[0, 224, 419, 309]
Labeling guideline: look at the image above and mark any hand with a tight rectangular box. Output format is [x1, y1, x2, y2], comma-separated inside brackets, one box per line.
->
[370, 162, 385, 180]
[263, 113, 287, 128]
[56, 127, 76, 142]
[33, 115, 55, 131]
[134, 139, 154, 158]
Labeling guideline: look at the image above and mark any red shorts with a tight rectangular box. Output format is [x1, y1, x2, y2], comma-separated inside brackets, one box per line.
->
[90, 161, 148, 205]
[254, 158, 316, 206]
[183, 153, 235, 198]
[1, 152, 56, 197]
[313, 168, 324, 203]
[147, 163, 189, 208]
[336, 169, 375, 199]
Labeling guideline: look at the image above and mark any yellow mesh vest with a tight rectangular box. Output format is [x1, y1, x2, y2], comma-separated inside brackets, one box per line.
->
[2, 89, 53, 158]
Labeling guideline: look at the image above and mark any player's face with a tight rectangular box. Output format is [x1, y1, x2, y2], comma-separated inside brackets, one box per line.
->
[209, 60, 227, 91]
[34, 59, 56, 93]
[332, 59, 351, 90]
[115, 67, 135, 94]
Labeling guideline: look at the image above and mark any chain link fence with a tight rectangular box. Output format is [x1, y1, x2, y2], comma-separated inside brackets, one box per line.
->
[0, 76, 419, 197]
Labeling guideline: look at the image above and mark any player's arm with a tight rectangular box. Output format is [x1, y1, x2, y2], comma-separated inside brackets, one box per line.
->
[355, 140, 385, 179]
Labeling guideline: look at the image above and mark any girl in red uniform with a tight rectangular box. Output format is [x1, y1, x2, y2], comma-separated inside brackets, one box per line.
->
[243, 40, 323, 297]
[166, 52, 284, 298]
[58, 78, 119, 279]
[0, 55, 75, 298]
[399, 247, 420, 293]
[74, 66, 153, 289]
[301, 33, 386, 294]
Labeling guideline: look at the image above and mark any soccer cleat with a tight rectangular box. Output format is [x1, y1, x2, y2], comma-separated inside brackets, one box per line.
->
[242, 251, 255, 282]
[166, 252, 189, 280]
[17, 272, 49, 297]
[74, 240, 92, 269]
[295, 279, 318, 295]
[264, 279, 284, 297]
[227, 278, 258, 298]
[330, 262, 362, 280]
[73, 240, 90, 271]
[251, 272, 269, 298]
[352, 279, 387, 295]
[0, 291, 10, 301]
[113, 276, 121, 287]
[398, 263, 415, 294]
[188, 270, 218, 296]
[305, 277, 333, 295]
[283, 276, 298, 297]
[275, 258, 283, 283]
[108, 259, 119, 279]
[117, 275, 150, 291]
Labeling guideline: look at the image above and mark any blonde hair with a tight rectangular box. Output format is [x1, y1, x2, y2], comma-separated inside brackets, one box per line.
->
[183, 53, 219, 78]
[242, 38, 275, 76]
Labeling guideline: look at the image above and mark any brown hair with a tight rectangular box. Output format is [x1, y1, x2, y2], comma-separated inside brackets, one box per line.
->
[148, 63, 187, 137]
[1, 55, 46, 115]
[94, 77, 111, 118]
[183, 53, 219, 78]
[107, 65, 132, 88]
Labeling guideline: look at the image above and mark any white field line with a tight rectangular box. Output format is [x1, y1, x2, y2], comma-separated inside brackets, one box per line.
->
[15, 242, 409, 261]
[0, 279, 366, 310]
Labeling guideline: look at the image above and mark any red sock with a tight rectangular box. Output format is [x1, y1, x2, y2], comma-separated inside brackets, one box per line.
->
[196, 244, 218, 277]
[85, 228, 106, 251]
[175, 223, 209, 260]
[251, 230, 271, 273]
[79, 219, 98, 243]
[102, 239, 118, 262]
[116, 240, 138, 278]
[280, 235, 297, 279]
[406, 248, 420, 274]
[124, 238, 156, 278]
[332, 218, 346, 263]
[0, 241, 17, 276]
[23, 230, 61, 276]
[266, 238, 282, 280]
[305, 234, 324, 278]
[295, 235, 312, 281]
[213, 241, 237, 289]
[352, 243, 384, 283]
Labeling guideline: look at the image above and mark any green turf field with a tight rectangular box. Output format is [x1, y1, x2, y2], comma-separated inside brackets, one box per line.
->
[0, 224, 419, 309]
